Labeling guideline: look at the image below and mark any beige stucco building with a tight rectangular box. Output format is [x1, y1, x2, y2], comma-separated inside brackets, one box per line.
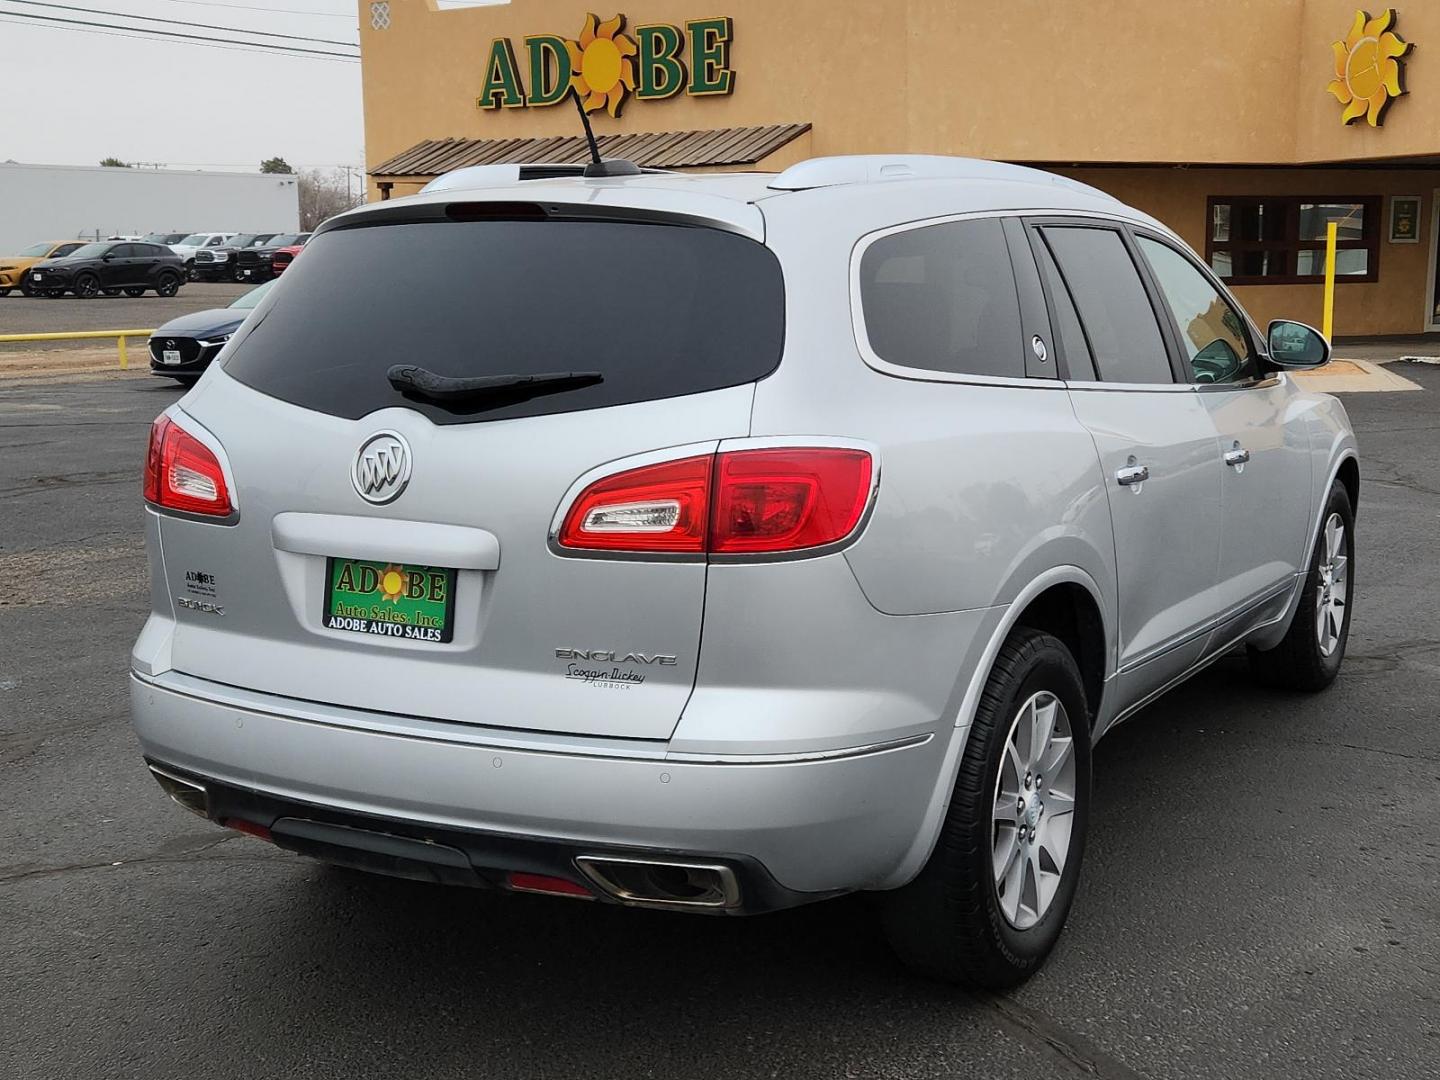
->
[360, 0, 1440, 336]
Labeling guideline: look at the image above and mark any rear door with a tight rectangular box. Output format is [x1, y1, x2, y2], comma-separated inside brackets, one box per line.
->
[1029, 220, 1222, 707]
[154, 209, 784, 741]
[1132, 232, 1312, 634]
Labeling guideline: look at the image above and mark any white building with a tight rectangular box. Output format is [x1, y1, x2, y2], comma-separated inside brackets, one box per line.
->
[0, 162, 300, 251]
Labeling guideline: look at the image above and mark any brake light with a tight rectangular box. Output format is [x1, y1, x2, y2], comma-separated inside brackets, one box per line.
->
[143, 414, 233, 517]
[710, 448, 872, 554]
[556, 447, 872, 556]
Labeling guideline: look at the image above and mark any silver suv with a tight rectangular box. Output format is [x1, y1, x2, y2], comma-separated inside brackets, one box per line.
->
[130, 156, 1358, 987]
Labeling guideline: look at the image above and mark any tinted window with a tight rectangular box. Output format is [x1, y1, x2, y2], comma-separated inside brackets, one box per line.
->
[68, 243, 110, 259]
[859, 218, 1023, 378]
[1031, 233, 1097, 382]
[1041, 227, 1171, 384]
[53, 243, 84, 257]
[1137, 236, 1256, 385]
[111, 244, 137, 258]
[205, 236, 226, 246]
[224, 219, 785, 425]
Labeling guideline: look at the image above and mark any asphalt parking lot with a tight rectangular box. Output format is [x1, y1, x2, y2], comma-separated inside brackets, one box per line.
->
[2, 366, 1437, 1080]
[0, 283, 253, 352]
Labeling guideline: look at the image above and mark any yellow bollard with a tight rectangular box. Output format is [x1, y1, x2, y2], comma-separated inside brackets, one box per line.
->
[118, 334, 128, 370]
[1321, 220, 1337, 340]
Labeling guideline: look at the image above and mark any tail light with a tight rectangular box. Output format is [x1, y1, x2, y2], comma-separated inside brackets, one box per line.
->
[557, 447, 873, 556]
[143, 414, 233, 517]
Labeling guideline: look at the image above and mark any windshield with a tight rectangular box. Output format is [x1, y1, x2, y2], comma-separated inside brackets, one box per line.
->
[143, 233, 182, 244]
[67, 243, 111, 259]
[268, 234, 303, 247]
[229, 280, 274, 310]
[224, 217, 785, 426]
[19, 242, 53, 257]
[177, 234, 207, 246]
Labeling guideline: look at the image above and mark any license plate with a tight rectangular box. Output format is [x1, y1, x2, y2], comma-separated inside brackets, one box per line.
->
[31, 273, 41, 280]
[162, 350, 182, 365]
[323, 558, 455, 643]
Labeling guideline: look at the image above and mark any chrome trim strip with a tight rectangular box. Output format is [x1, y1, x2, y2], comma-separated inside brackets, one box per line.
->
[131, 670, 931, 767]
[664, 732, 932, 765]
[1117, 578, 1297, 675]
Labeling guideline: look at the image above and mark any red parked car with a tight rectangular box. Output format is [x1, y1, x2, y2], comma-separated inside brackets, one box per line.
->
[270, 235, 310, 277]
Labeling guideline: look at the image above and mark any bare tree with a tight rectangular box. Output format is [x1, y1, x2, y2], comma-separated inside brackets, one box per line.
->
[298, 168, 364, 231]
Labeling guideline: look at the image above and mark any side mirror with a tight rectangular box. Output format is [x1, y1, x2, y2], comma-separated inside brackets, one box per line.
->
[101, 253, 114, 261]
[1266, 319, 1331, 369]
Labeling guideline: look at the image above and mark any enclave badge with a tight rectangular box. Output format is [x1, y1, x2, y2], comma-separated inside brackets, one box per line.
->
[352, 431, 412, 505]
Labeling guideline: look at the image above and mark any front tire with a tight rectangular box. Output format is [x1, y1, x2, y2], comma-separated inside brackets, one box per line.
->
[1248, 481, 1354, 691]
[882, 627, 1091, 988]
[74, 272, 100, 298]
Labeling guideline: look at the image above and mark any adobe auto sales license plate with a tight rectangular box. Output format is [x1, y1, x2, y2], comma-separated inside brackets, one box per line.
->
[323, 558, 456, 643]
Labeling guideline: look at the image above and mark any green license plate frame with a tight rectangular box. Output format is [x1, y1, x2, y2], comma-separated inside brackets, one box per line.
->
[322, 557, 457, 644]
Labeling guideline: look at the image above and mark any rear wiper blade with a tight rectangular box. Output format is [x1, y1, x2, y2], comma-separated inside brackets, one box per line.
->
[386, 364, 603, 403]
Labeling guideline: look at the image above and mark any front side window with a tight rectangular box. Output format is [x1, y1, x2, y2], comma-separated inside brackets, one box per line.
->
[1040, 226, 1172, 385]
[1138, 237, 1256, 385]
[205, 236, 226, 247]
[52, 243, 83, 258]
[1207, 196, 1378, 284]
[858, 217, 1024, 379]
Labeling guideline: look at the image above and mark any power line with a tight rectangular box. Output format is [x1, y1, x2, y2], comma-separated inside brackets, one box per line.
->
[0, 10, 359, 58]
[5, 0, 357, 45]
[142, 0, 355, 18]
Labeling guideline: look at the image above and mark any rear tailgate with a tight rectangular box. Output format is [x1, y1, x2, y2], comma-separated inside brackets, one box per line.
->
[149, 205, 784, 742]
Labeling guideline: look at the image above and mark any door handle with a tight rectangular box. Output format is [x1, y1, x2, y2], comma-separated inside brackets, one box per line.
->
[1116, 464, 1150, 487]
[1224, 446, 1251, 469]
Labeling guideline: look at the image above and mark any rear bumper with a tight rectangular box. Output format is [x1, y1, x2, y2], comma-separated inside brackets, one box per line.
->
[129, 670, 948, 902]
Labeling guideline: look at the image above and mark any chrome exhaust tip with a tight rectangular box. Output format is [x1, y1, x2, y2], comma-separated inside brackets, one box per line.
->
[574, 855, 740, 911]
[147, 764, 209, 818]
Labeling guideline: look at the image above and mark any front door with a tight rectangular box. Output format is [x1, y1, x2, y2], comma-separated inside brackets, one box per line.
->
[1031, 222, 1222, 710]
[1132, 233, 1313, 640]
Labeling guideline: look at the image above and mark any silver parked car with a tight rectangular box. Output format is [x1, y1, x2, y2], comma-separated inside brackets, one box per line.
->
[131, 156, 1357, 987]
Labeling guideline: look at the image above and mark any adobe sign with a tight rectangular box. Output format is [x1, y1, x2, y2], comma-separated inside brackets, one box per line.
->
[478, 12, 735, 117]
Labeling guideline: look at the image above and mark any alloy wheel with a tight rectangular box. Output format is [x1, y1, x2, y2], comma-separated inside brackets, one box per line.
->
[991, 690, 1078, 930]
[1315, 512, 1349, 657]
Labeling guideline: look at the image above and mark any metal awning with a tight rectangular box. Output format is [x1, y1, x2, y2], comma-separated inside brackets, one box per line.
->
[370, 123, 811, 178]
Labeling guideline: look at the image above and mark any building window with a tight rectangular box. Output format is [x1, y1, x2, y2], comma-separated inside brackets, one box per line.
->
[1205, 196, 1380, 285]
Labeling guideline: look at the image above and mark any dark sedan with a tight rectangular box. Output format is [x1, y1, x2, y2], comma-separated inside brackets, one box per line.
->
[234, 233, 310, 282]
[26, 241, 185, 298]
[148, 280, 271, 384]
[191, 233, 279, 281]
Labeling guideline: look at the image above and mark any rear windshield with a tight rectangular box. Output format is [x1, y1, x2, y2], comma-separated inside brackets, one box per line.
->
[222, 218, 785, 424]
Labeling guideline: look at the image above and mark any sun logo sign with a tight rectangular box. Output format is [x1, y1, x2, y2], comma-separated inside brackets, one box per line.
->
[1328, 8, 1413, 127]
[567, 13, 638, 116]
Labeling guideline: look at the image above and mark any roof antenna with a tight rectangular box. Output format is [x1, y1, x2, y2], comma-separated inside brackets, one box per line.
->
[571, 89, 641, 178]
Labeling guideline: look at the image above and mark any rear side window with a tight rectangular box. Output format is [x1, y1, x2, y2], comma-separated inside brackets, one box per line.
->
[223, 219, 785, 425]
[859, 218, 1023, 379]
[1040, 226, 1172, 385]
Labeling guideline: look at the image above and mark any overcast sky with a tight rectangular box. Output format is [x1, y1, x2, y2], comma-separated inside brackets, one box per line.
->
[1, 0, 373, 173]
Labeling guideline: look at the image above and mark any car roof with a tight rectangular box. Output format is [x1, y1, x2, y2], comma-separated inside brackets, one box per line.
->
[326, 156, 1163, 242]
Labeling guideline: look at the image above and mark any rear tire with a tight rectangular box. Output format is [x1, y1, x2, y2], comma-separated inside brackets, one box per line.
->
[0, 288, 10, 297]
[882, 627, 1091, 988]
[123, 287, 146, 298]
[155, 272, 180, 298]
[1247, 481, 1354, 691]
[102, 288, 120, 297]
[74, 272, 100, 298]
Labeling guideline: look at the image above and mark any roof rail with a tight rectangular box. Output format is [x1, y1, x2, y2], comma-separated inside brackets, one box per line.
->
[767, 155, 1116, 200]
[421, 162, 666, 193]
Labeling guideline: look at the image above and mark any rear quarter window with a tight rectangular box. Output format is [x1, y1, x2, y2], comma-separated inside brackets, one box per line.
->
[222, 218, 786, 425]
[858, 217, 1024, 379]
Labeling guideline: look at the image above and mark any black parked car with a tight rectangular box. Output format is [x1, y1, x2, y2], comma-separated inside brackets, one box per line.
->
[26, 241, 185, 298]
[148, 279, 271, 384]
[191, 233, 278, 282]
[233, 233, 309, 282]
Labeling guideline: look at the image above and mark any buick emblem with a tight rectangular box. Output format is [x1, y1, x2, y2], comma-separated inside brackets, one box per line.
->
[352, 431, 412, 504]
